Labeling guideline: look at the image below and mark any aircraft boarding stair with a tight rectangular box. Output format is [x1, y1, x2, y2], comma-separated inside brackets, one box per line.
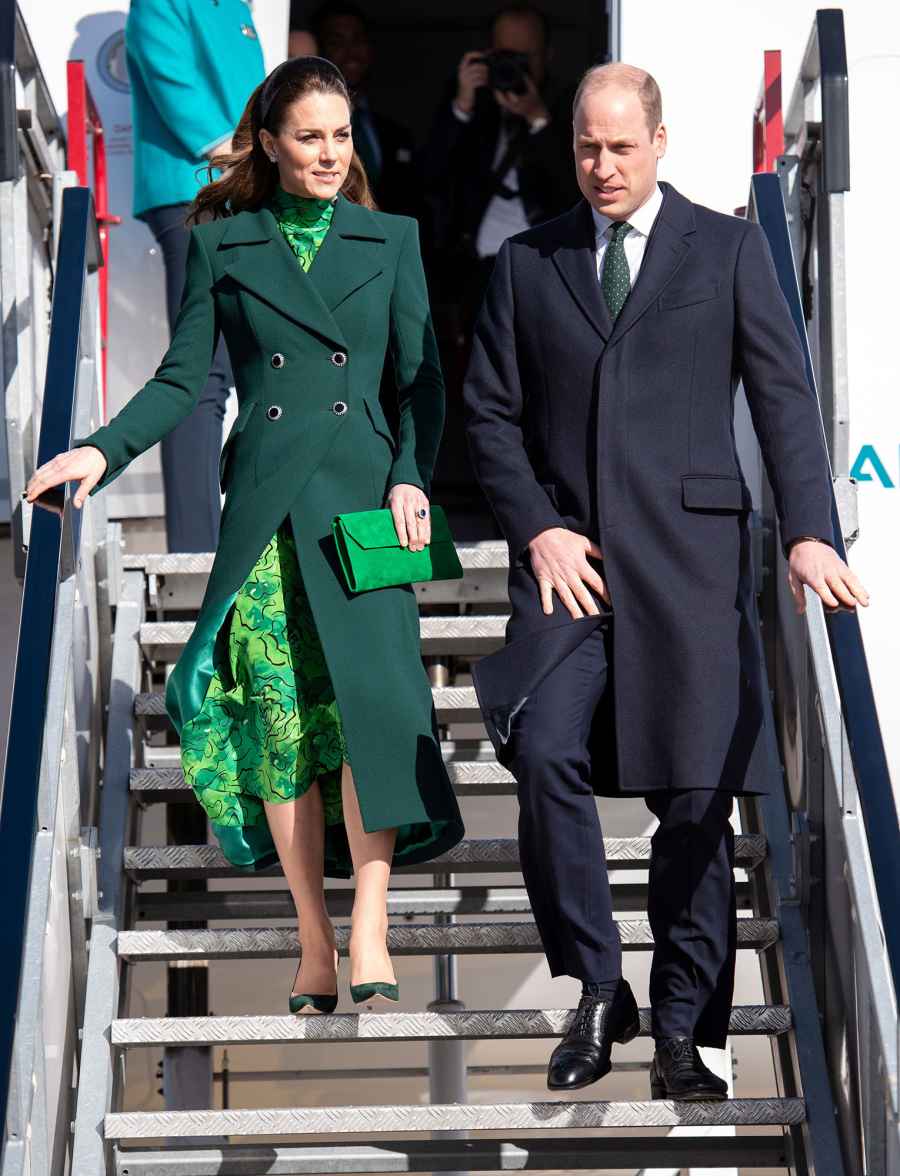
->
[1, 9, 897, 1175]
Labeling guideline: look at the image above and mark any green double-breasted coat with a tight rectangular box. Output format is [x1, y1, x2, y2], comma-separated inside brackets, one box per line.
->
[78, 194, 465, 873]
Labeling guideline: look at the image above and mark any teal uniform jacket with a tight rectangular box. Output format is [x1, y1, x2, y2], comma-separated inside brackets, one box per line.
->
[125, 0, 265, 218]
[76, 195, 466, 872]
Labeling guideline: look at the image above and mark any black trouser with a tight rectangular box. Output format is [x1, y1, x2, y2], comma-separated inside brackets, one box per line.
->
[144, 203, 234, 553]
[510, 623, 737, 1047]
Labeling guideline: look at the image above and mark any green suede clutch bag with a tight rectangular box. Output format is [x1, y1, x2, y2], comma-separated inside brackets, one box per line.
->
[332, 506, 463, 593]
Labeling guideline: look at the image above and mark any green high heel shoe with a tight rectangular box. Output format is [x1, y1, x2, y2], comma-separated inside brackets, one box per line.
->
[350, 980, 399, 1005]
[289, 990, 339, 1015]
[289, 959, 338, 1015]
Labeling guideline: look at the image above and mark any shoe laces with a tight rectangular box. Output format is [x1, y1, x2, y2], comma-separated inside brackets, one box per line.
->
[662, 1037, 702, 1075]
[569, 993, 608, 1041]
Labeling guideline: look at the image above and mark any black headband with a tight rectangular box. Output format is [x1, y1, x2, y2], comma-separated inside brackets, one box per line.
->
[257, 56, 347, 128]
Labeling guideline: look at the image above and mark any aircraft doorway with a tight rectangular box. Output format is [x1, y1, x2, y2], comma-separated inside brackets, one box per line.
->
[293, 1, 613, 538]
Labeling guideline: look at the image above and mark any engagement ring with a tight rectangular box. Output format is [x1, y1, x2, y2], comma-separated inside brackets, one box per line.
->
[417, 507, 428, 518]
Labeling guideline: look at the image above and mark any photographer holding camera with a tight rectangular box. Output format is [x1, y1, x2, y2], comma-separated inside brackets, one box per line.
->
[425, 5, 578, 277]
[424, 4, 578, 529]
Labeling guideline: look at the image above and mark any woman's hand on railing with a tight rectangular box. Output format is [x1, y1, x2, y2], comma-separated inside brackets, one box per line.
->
[788, 538, 870, 615]
[387, 483, 431, 552]
[23, 446, 107, 509]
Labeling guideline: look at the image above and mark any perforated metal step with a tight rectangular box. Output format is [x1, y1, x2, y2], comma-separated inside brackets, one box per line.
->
[112, 1004, 791, 1047]
[133, 881, 755, 922]
[104, 1097, 805, 1139]
[123, 834, 767, 879]
[135, 886, 535, 922]
[116, 917, 780, 961]
[110, 1135, 794, 1175]
[139, 615, 509, 661]
[130, 758, 516, 802]
[123, 542, 510, 576]
[135, 685, 485, 725]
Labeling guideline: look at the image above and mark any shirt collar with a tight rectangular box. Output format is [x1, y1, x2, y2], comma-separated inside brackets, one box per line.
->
[591, 182, 664, 241]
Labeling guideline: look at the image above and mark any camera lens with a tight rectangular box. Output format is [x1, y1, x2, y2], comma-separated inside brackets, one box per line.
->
[487, 50, 530, 95]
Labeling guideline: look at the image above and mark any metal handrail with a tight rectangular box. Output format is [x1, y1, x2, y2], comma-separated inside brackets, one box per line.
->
[754, 162, 898, 992]
[784, 8, 849, 193]
[755, 157, 898, 1009]
[0, 185, 101, 1149]
[753, 49, 784, 174]
[0, 1, 15, 182]
[66, 59, 121, 419]
[751, 169, 899, 1167]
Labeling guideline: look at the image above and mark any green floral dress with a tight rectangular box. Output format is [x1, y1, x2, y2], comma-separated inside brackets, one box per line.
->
[181, 188, 347, 836]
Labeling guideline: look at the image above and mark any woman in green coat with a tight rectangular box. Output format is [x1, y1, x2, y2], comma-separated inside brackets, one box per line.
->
[25, 57, 465, 1012]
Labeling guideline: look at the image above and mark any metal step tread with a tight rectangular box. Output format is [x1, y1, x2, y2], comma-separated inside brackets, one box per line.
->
[112, 1004, 791, 1046]
[135, 886, 540, 921]
[104, 1097, 805, 1139]
[106, 1135, 794, 1174]
[116, 917, 779, 960]
[131, 760, 516, 800]
[134, 880, 755, 921]
[124, 543, 510, 576]
[139, 615, 509, 658]
[135, 685, 485, 725]
[124, 835, 767, 878]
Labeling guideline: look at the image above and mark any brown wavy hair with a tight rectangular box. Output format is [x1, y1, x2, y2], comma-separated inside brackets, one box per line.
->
[188, 56, 374, 223]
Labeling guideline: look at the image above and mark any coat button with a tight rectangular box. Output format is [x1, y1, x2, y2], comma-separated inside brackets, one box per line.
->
[331, 401, 348, 416]
[271, 352, 285, 369]
[266, 404, 283, 420]
[331, 351, 348, 367]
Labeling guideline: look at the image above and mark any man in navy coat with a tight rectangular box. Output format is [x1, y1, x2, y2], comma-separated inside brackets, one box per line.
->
[464, 63, 868, 1099]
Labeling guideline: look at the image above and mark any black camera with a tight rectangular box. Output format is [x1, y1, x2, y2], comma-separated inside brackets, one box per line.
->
[475, 49, 531, 95]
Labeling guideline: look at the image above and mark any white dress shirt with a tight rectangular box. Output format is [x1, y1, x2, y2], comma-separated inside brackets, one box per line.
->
[591, 183, 664, 288]
[451, 101, 545, 258]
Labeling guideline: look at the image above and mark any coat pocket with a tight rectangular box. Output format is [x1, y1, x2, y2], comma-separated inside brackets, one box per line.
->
[219, 399, 257, 490]
[681, 474, 751, 512]
[659, 280, 720, 311]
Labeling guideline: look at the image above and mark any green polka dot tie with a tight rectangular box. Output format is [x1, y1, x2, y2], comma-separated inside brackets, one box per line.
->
[601, 221, 634, 320]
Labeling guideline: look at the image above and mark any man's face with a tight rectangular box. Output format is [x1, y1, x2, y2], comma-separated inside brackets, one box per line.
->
[492, 13, 548, 90]
[288, 29, 319, 58]
[318, 13, 372, 91]
[573, 85, 666, 219]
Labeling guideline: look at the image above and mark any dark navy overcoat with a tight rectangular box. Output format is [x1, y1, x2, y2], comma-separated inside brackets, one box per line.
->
[464, 181, 833, 796]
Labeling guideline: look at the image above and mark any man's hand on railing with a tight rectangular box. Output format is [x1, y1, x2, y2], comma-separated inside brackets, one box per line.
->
[788, 538, 870, 615]
[23, 446, 107, 509]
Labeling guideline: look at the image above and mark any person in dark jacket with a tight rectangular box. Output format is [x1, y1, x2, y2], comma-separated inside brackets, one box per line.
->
[309, 0, 420, 218]
[425, 3, 579, 528]
[464, 62, 869, 1099]
[425, 4, 578, 276]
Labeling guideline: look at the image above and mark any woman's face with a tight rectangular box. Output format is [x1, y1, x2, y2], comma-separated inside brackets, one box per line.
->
[261, 90, 353, 200]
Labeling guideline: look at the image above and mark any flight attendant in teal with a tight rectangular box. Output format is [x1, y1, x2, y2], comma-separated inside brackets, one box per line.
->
[126, 0, 265, 220]
[26, 58, 465, 1013]
[126, 0, 265, 552]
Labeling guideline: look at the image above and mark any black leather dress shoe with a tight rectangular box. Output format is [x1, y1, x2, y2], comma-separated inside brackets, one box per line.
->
[650, 1037, 729, 1100]
[547, 980, 641, 1091]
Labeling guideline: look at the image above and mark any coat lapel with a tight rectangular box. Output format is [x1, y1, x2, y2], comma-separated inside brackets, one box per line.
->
[551, 201, 614, 342]
[308, 194, 387, 313]
[217, 194, 386, 347]
[607, 181, 696, 346]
